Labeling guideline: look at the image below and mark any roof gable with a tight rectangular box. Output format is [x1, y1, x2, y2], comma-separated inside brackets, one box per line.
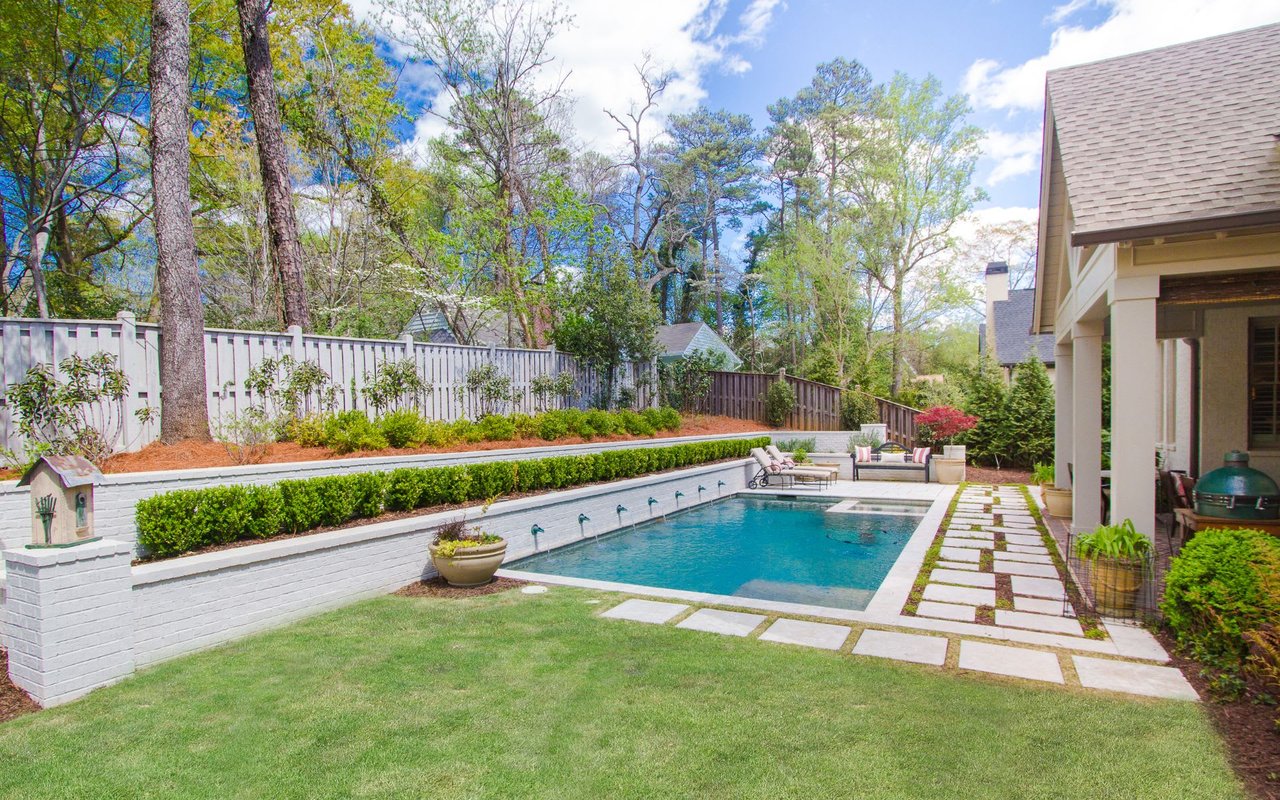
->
[992, 290, 1056, 368]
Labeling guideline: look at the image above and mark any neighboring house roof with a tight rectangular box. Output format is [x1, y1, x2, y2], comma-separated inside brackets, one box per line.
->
[1046, 22, 1280, 246]
[981, 289, 1055, 368]
[655, 322, 742, 370]
[402, 308, 512, 347]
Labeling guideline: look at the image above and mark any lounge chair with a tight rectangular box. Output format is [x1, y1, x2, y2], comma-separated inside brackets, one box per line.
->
[767, 445, 839, 482]
[749, 447, 831, 489]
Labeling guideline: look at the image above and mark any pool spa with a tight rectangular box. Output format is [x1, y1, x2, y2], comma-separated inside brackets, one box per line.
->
[509, 495, 932, 611]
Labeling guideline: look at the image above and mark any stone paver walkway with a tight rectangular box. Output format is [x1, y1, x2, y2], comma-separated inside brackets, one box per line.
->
[594, 597, 1197, 700]
[911, 485, 1083, 637]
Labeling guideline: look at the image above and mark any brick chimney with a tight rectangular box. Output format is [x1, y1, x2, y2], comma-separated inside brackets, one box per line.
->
[984, 262, 1009, 357]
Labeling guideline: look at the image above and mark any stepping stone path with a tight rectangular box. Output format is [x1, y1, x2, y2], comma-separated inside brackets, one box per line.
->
[853, 629, 948, 666]
[913, 484, 1088, 639]
[958, 641, 1064, 684]
[602, 598, 689, 623]
[677, 608, 766, 637]
[759, 618, 850, 650]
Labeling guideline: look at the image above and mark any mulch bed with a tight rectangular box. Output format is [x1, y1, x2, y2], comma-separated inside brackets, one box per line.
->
[965, 465, 1033, 485]
[84, 415, 767, 476]
[0, 650, 40, 723]
[394, 576, 525, 599]
[1155, 630, 1280, 800]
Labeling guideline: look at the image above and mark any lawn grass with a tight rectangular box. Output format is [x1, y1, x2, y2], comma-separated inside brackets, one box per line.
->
[0, 587, 1245, 799]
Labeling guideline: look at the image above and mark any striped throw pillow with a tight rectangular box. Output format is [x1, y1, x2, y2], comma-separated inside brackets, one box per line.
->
[855, 446, 872, 463]
[912, 447, 931, 464]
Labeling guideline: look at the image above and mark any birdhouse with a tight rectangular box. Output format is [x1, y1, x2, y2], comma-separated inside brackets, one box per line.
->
[17, 455, 104, 547]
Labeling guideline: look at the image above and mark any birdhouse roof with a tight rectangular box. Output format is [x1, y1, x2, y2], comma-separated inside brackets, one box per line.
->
[17, 455, 104, 488]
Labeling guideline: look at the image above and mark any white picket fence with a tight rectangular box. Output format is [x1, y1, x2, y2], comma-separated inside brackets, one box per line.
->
[0, 314, 656, 454]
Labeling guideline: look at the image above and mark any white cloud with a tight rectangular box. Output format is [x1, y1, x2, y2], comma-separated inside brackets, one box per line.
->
[964, 0, 1280, 111]
[354, 0, 784, 159]
[982, 127, 1043, 185]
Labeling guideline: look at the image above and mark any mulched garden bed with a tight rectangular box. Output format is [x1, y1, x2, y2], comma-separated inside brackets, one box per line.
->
[964, 465, 1033, 485]
[0, 650, 40, 723]
[1156, 630, 1280, 800]
[394, 576, 525, 599]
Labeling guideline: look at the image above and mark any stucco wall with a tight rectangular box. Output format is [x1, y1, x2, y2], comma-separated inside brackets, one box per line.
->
[1199, 304, 1280, 482]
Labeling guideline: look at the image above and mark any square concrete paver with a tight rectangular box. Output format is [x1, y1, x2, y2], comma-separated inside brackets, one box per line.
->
[759, 618, 851, 650]
[958, 641, 1064, 684]
[602, 598, 689, 624]
[923, 583, 995, 607]
[916, 600, 976, 622]
[1005, 534, 1045, 547]
[945, 529, 995, 540]
[676, 608, 766, 637]
[942, 538, 992, 550]
[938, 547, 981, 563]
[931, 568, 996, 588]
[1014, 596, 1073, 616]
[1011, 576, 1067, 600]
[997, 550, 1053, 564]
[993, 560, 1060, 579]
[1005, 544, 1051, 555]
[1073, 656, 1198, 700]
[995, 609, 1084, 636]
[853, 629, 948, 666]
[936, 560, 979, 571]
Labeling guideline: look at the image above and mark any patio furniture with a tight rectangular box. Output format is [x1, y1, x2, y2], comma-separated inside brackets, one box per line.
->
[766, 445, 839, 482]
[1160, 470, 1193, 547]
[1173, 507, 1280, 539]
[852, 442, 929, 482]
[748, 448, 832, 490]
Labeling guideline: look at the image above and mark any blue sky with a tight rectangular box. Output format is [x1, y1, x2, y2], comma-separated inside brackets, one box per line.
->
[364, 0, 1280, 226]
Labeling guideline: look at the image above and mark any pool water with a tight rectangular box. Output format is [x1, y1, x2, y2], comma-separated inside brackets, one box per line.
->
[510, 496, 923, 611]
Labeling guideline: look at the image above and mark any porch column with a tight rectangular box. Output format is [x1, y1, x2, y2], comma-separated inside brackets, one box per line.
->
[1072, 324, 1103, 532]
[1054, 341, 1074, 490]
[1110, 277, 1160, 539]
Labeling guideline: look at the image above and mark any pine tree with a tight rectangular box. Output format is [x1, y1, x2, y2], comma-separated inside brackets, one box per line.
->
[1005, 355, 1055, 467]
[960, 356, 1008, 466]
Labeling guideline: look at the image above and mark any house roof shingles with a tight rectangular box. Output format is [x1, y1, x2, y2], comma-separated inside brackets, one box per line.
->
[1046, 22, 1280, 243]
[989, 289, 1055, 368]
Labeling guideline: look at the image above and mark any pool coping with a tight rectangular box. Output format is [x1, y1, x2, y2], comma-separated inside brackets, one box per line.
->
[499, 482, 1164, 660]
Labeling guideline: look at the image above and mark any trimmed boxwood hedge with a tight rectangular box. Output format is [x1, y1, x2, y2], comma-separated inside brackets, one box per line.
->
[135, 436, 769, 559]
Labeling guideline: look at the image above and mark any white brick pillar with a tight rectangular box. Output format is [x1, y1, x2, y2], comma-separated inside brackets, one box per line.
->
[1111, 276, 1160, 539]
[1054, 340, 1074, 491]
[1072, 324, 1104, 533]
[4, 539, 135, 706]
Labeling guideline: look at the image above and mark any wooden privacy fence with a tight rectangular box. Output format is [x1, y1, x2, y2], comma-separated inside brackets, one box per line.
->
[705, 371, 921, 444]
[705, 371, 841, 430]
[0, 314, 655, 454]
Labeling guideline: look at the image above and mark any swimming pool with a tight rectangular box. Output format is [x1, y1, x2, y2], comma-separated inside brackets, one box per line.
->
[509, 495, 925, 611]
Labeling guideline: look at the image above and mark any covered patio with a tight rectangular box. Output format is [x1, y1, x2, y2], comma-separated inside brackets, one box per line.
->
[1032, 23, 1280, 544]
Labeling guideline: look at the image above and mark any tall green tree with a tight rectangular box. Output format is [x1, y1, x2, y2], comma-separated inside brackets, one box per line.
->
[1005, 354, 1055, 467]
[960, 356, 1008, 467]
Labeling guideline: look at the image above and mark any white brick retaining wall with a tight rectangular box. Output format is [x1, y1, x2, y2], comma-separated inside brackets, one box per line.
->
[0, 432, 761, 565]
[4, 459, 754, 705]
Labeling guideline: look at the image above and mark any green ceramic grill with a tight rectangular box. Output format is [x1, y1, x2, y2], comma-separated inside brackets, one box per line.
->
[1193, 451, 1280, 520]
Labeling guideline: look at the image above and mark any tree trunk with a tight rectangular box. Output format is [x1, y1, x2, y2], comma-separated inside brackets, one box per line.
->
[27, 225, 51, 318]
[237, 0, 311, 332]
[151, 0, 211, 443]
[890, 269, 905, 396]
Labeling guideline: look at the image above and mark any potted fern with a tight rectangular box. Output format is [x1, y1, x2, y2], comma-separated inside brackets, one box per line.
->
[429, 519, 507, 587]
[1031, 463, 1054, 502]
[1032, 463, 1072, 516]
[1074, 519, 1151, 616]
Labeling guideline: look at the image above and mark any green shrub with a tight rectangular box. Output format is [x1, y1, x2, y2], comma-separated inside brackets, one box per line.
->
[536, 411, 570, 441]
[511, 413, 538, 439]
[644, 406, 681, 432]
[418, 420, 456, 448]
[1162, 528, 1280, 667]
[451, 418, 483, 443]
[615, 410, 655, 436]
[285, 413, 330, 448]
[323, 411, 388, 454]
[584, 409, 618, 437]
[476, 414, 517, 442]
[377, 410, 427, 449]
[764, 380, 796, 427]
[774, 437, 816, 453]
[135, 436, 769, 559]
[840, 391, 877, 430]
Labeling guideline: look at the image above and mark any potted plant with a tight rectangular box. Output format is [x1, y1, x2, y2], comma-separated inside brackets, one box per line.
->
[1032, 463, 1055, 503]
[1074, 519, 1152, 616]
[429, 518, 507, 587]
[915, 405, 977, 485]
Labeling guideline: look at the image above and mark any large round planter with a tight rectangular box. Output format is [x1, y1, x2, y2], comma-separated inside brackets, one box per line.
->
[933, 457, 965, 485]
[1043, 486, 1073, 517]
[430, 539, 508, 587]
[1088, 556, 1144, 616]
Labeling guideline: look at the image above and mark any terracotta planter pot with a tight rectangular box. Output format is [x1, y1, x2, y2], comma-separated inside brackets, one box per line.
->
[933, 457, 965, 485]
[1044, 486, 1072, 517]
[1088, 556, 1144, 616]
[430, 539, 508, 587]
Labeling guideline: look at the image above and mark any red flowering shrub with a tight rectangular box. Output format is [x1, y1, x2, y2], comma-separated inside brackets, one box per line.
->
[916, 405, 977, 447]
